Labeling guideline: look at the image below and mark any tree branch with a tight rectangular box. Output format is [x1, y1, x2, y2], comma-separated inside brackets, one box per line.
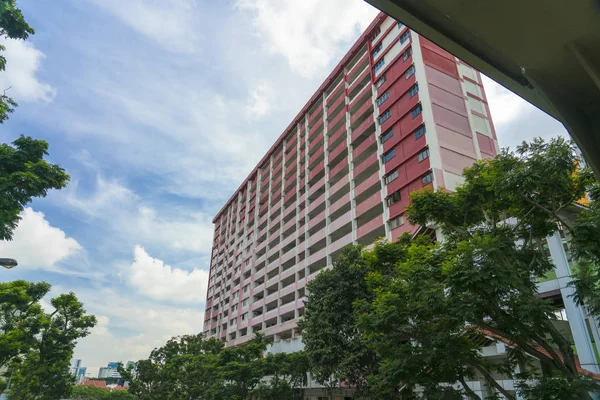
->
[471, 362, 516, 400]
[458, 375, 481, 400]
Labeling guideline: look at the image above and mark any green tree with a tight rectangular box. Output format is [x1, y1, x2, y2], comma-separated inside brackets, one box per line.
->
[0, 280, 49, 369]
[299, 244, 395, 396]
[123, 333, 308, 400]
[0, 135, 70, 240]
[0, 0, 35, 123]
[2, 285, 97, 400]
[0, 1, 69, 240]
[71, 385, 135, 400]
[252, 351, 309, 400]
[121, 333, 224, 400]
[302, 138, 600, 399]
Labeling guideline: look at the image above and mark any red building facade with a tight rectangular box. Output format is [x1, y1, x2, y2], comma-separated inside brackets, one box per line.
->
[204, 12, 499, 347]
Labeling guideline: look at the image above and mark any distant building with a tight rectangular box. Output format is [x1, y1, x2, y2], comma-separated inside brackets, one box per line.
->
[69, 359, 82, 376]
[76, 367, 87, 383]
[125, 361, 136, 372]
[98, 363, 121, 379]
[98, 367, 111, 379]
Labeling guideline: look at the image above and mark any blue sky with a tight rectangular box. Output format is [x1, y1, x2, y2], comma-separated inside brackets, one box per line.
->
[0, 0, 568, 376]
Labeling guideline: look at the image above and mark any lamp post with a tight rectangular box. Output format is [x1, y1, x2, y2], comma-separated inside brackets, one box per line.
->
[0, 258, 18, 269]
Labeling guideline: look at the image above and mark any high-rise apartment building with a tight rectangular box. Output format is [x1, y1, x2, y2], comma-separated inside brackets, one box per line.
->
[203, 12, 499, 347]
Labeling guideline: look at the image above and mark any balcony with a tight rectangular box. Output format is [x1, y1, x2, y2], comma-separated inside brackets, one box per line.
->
[281, 247, 295, 264]
[350, 99, 373, 128]
[308, 135, 324, 155]
[329, 159, 349, 182]
[308, 148, 325, 168]
[329, 211, 352, 234]
[308, 177, 325, 198]
[308, 193, 325, 214]
[356, 191, 382, 217]
[347, 65, 370, 96]
[327, 91, 346, 116]
[328, 140, 348, 166]
[326, 78, 345, 104]
[308, 209, 326, 231]
[327, 124, 347, 149]
[308, 162, 325, 182]
[285, 137, 297, 153]
[327, 108, 346, 133]
[271, 175, 282, 192]
[284, 191, 296, 208]
[329, 175, 349, 198]
[308, 106, 324, 126]
[351, 115, 376, 143]
[346, 51, 369, 83]
[308, 118, 324, 139]
[349, 79, 371, 110]
[329, 192, 350, 215]
[329, 231, 353, 254]
[357, 214, 384, 240]
[306, 248, 327, 271]
[352, 132, 377, 160]
[353, 152, 378, 179]
[307, 226, 326, 248]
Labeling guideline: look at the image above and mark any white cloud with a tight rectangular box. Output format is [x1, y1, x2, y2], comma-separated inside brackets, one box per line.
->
[89, 0, 201, 53]
[481, 75, 530, 126]
[127, 246, 209, 303]
[72, 289, 204, 377]
[0, 37, 56, 102]
[246, 83, 272, 120]
[135, 207, 215, 253]
[0, 208, 81, 270]
[63, 176, 137, 217]
[236, 0, 378, 77]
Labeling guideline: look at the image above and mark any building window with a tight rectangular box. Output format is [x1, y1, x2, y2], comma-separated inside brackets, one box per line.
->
[414, 125, 426, 139]
[381, 129, 394, 143]
[377, 92, 389, 106]
[241, 313, 247, 321]
[405, 65, 416, 79]
[403, 47, 413, 61]
[372, 43, 382, 58]
[400, 31, 410, 44]
[397, 22, 404, 29]
[422, 172, 433, 185]
[418, 148, 430, 162]
[370, 27, 381, 42]
[383, 149, 396, 163]
[378, 110, 391, 124]
[375, 75, 386, 88]
[386, 190, 401, 206]
[390, 215, 405, 229]
[384, 169, 399, 184]
[411, 105, 422, 118]
[409, 84, 419, 98]
[373, 58, 385, 73]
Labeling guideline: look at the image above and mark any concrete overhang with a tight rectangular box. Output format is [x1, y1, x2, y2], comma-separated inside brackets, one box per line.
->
[365, 0, 600, 177]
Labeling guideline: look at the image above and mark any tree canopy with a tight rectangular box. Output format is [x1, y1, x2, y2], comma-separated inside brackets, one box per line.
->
[120, 333, 308, 400]
[0, 280, 97, 400]
[0, 0, 69, 240]
[301, 137, 600, 399]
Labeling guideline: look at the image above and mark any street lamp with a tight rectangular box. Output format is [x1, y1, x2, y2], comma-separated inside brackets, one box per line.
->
[0, 258, 18, 269]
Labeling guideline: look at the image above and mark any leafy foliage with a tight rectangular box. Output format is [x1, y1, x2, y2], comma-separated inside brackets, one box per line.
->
[121, 333, 308, 400]
[0, 1, 68, 238]
[71, 385, 135, 400]
[0, 0, 35, 123]
[0, 281, 96, 400]
[301, 138, 600, 399]
[0, 135, 70, 240]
